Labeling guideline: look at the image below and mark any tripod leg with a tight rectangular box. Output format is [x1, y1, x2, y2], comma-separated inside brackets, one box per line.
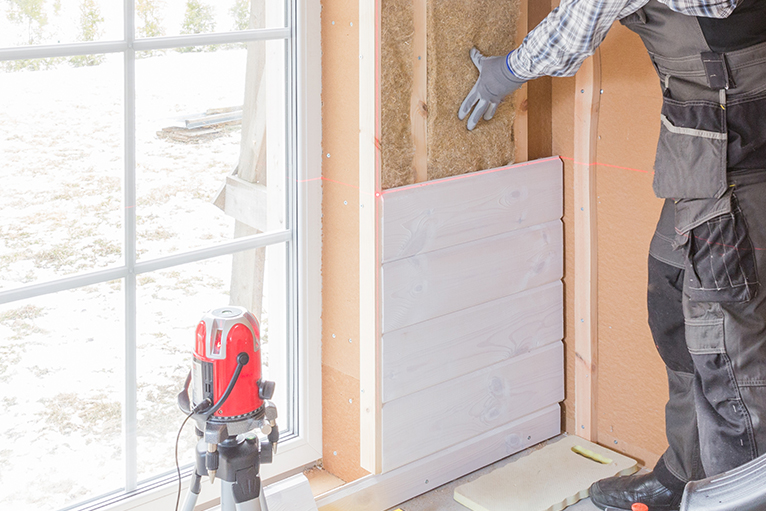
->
[180, 473, 202, 511]
[220, 481, 238, 511]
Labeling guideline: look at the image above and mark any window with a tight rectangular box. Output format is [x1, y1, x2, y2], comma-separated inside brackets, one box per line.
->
[0, 1, 321, 510]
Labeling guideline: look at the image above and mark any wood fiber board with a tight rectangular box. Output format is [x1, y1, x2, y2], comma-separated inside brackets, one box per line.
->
[321, 365, 370, 482]
[453, 435, 638, 511]
[380, 341, 564, 471]
[322, 0, 364, 480]
[317, 404, 561, 511]
[381, 157, 563, 262]
[382, 220, 563, 333]
[380, 0, 520, 188]
[382, 280, 563, 402]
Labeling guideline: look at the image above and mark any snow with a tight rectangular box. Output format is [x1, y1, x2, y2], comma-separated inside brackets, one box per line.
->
[0, 47, 284, 510]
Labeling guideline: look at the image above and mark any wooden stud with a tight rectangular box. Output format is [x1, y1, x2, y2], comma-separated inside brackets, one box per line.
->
[573, 50, 602, 442]
[513, 0, 529, 163]
[411, 0, 427, 183]
[359, 0, 383, 475]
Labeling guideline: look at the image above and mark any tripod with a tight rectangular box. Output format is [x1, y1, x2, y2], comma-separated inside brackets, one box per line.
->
[181, 419, 279, 511]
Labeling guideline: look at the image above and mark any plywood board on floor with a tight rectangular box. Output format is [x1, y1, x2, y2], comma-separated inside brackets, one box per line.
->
[453, 435, 638, 511]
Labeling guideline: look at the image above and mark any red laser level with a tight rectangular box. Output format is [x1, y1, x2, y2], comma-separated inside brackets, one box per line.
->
[178, 306, 278, 511]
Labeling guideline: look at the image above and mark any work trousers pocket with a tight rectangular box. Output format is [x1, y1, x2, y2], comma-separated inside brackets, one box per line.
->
[684, 314, 757, 470]
[654, 93, 728, 199]
[676, 192, 759, 302]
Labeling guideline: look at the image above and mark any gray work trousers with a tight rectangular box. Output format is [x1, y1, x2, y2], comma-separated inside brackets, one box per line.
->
[648, 169, 766, 491]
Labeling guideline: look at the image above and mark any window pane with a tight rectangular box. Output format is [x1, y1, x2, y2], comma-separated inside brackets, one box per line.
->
[0, 282, 125, 510]
[135, 41, 287, 260]
[0, 1, 122, 48]
[135, 243, 290, 481]
[134, 0, 286, 39]
[0, 54, 124, 292]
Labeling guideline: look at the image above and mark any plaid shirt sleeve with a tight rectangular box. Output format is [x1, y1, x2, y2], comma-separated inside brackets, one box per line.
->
[508, 0, 740, 81]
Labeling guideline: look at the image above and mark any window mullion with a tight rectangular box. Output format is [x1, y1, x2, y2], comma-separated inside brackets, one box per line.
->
[124, 0, 138, 493]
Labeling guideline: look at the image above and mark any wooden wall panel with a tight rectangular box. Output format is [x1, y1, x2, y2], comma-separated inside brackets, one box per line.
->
[382, 220, 563, 333]
[380, 158, 563, 262]
[382, 280, 563, 402]
[380, 342, 564, 471]
[317, 404, 561, 511]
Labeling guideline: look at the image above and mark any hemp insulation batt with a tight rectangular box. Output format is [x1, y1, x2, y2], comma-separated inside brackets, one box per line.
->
[381, 0, 520, 189]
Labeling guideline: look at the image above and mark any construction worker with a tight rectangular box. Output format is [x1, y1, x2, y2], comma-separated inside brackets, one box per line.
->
[459, 1, 766, 510]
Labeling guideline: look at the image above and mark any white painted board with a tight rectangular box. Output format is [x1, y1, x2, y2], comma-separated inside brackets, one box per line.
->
[382, 220, 563, 333]
[317, 404, 562, 511]
[263, 473, 319, 511]
[382, 280, 563, 402]
[381, 342, 564, 471]
[381, 158, 563, 262]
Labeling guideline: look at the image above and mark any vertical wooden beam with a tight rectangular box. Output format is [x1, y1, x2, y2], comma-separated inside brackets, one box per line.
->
[573, 50, 601, 442]
[359, 0, 383, 474]
[513, 0, 529, 164]
[410, 0, 427, 182]
[230, 0, 267, 316]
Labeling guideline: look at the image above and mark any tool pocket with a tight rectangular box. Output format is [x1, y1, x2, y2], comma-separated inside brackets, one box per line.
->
[654, 91, 728, 199]
[675, 192, 758, 302]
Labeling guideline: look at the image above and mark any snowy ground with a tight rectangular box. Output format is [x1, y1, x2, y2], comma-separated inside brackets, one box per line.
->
[0, 48, 283, 510]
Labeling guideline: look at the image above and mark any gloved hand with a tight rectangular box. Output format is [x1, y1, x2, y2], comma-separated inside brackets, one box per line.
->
[458, 47, 526, 130]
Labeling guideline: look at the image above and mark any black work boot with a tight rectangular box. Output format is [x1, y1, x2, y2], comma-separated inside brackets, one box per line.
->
[589, 472, 683, 511]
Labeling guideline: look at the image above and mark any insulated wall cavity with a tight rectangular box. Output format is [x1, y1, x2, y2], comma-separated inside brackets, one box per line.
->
[380, 0, 521, 189]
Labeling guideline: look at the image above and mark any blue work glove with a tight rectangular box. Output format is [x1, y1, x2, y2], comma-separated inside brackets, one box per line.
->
[458, 47, 526, 130]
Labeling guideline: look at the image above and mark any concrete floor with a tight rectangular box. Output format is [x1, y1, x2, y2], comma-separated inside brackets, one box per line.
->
[386, 435, 602, 511]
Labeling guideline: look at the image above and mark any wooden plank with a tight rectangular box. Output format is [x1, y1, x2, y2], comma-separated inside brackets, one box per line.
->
[359, 0, 383, 474]
[513, 0, 528, 163]
[223, 174, 269, 231]
[410, 0, 427, 183]
[573, 51, 601, 441]
[381, 157, 563, 262]
[382, 220, 563, 333]
[316, 404, 561, 511]
[453, 436, 637, 511]
[381, 341, 564, 471]
[382, 280, 563, 402]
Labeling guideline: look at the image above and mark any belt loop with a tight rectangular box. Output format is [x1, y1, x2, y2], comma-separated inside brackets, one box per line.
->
[720, 88, 727, 108]
[664, 73, 670, 90]
[701, 52, 729, 90]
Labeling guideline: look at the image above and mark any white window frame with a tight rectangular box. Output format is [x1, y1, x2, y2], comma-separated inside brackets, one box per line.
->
[0, 0, 322, 509]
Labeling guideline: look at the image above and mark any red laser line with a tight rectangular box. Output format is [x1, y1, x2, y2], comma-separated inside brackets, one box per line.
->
[560, 156, 654, 175]
[380, 156, 562, 195]
[676, 231, 766, 251]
